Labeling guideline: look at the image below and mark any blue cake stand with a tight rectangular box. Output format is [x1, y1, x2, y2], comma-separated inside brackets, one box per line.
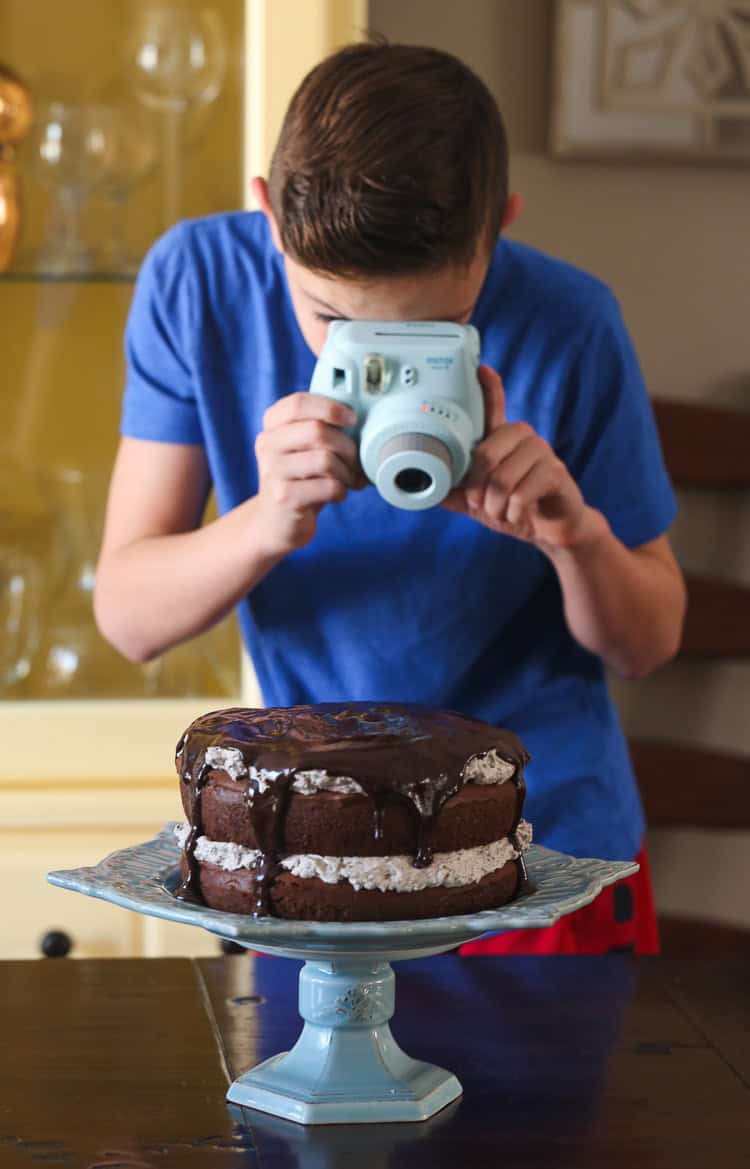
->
[48, 825, 637, 1125]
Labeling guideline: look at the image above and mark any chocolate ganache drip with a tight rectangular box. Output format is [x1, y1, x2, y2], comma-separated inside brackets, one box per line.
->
[174, 703, 530, 915]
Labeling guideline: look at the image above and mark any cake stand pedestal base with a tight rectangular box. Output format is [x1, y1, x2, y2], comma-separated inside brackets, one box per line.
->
[226, 958, 461, 1124]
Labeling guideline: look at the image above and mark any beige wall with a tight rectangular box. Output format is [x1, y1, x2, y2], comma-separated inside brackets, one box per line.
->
[371, 0, 750, 927]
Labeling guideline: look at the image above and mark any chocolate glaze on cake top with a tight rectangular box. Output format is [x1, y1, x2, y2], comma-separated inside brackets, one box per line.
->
[174, 702, 530, 916]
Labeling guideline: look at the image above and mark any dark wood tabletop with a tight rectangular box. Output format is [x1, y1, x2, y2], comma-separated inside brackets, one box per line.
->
[2, 954, 748, 1168]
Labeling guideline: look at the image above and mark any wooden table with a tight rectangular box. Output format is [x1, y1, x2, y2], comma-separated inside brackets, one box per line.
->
[2, 955, 748, 1167]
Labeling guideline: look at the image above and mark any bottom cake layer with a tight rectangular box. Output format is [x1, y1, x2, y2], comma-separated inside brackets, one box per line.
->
[179, 853, 523, 921]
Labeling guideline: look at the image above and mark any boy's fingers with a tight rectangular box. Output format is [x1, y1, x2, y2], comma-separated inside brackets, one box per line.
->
[258, 418, 359, 465]
[264, 392, 356, 431]
[463, 421, 534, 497]
[274, 476, 349, 509]
[505, 461, 566, 522]
[269, 449, 360, 488]
[478, 364, 506, 434]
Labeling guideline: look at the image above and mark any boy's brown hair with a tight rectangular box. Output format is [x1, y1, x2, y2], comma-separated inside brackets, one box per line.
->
[268, 41, 508, 277]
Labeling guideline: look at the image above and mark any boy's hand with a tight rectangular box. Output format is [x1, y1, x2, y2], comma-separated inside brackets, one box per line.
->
[255, 393, 366, 554]
[442, 365, 597, 550]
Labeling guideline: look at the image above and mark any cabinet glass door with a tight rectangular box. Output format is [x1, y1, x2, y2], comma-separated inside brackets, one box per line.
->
[0, 0, 244, 702]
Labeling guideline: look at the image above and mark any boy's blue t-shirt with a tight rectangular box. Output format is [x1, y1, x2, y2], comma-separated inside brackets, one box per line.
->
[122, 212, 676, 862]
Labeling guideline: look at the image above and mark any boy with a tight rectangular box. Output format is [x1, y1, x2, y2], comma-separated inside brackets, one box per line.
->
[95, 42, 686, 954]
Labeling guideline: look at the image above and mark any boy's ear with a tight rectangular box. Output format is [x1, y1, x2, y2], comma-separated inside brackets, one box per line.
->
[500, 192, 523, 233]
[251, 176, 284, 253]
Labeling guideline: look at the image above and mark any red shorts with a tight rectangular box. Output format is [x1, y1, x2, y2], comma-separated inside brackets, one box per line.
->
[459, 844, 659, 956]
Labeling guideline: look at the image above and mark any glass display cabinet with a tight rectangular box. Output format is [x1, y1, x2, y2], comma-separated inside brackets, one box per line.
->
[0, 0, 367, 958]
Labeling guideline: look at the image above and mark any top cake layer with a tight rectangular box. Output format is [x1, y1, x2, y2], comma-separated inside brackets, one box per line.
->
[176, 702, 529, 791]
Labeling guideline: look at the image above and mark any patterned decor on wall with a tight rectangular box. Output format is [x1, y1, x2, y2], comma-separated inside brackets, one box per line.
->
[551, 1, 750, 161]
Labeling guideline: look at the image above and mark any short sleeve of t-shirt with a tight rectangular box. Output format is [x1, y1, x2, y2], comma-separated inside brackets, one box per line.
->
[121, 224, 203, 445]
[557, 291, 676, 549]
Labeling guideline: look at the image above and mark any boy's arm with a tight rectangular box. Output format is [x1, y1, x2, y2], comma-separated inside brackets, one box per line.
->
[540, 519, 685, 680]
[443, 366, 686, 680]
[95, 394, 360, 662]
[94, 438, 282, 662]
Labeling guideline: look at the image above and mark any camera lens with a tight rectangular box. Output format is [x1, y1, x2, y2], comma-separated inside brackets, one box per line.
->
[371, 432, 453, 511]
[395, 468, 433, 494]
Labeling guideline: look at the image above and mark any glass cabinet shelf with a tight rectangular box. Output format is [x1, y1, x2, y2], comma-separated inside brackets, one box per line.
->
[0, 270, 136, 284]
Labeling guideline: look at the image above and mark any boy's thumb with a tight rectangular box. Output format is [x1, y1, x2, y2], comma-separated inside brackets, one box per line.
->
[478, 364, 506, 434]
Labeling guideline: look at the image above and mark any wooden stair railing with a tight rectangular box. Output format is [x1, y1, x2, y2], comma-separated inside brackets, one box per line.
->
[629, 740, 750, 830]
[651, 398, 750, 488]
[628, 398, 750, 956]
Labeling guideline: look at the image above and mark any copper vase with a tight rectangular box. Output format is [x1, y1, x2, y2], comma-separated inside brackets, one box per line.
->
[0, 64, 33, 272]
[0, 160, 21, 270]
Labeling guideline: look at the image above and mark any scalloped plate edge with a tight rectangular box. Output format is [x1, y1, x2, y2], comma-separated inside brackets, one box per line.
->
[47, 823, 639, 943]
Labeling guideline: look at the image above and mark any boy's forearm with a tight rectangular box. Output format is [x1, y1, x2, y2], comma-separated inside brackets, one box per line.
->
[94, 496, 286, 662]
[543, 508, 686, 680]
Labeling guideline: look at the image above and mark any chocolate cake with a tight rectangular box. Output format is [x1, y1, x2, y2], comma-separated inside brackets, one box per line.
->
[173, 703, 532, 921]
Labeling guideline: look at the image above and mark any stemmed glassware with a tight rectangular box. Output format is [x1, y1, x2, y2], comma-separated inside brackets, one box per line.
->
[0, 460, 54, 694]
[21, 468, 164, 698]
[26, 101, 116, 273]
[98, 102, 160, 274]
[22, 8, 226, 272]
[124, 5, 226, 231]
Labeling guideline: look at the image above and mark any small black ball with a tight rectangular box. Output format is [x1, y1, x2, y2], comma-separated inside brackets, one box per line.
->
[40, 929, 73, 958]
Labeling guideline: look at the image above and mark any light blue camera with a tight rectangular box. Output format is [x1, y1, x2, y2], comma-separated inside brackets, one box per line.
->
[309, 320, 484, 510]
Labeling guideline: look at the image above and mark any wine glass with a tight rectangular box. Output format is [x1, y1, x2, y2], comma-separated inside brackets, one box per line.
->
[124, 5, 226, 230]
[29, 468, 165, 698]
[0, 551, 42, 690]
[98, 101, 160, 274]
[0, 459, 54, 694]
[26, 101, 116, 273]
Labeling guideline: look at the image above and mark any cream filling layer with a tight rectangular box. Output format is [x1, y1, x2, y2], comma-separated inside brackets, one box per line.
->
[202, 745, 517, 794]
[174, 819, 532, 894]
